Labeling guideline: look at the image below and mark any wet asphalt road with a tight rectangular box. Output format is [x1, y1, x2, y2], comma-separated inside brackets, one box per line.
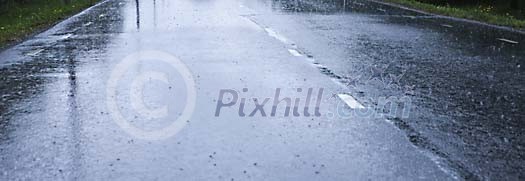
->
[0, 0, 524, 180]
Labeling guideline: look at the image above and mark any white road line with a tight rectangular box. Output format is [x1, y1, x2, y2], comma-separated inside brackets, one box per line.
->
[60, 33, 73, 40]
[337, 94, 365, 109]
[441, 24, 453, 28]
[264, 28, 288, 44]
[37, 73, 70, 78]
[497, 38, 519, 44]
[288, 49, 302, 57]
[83, 22, 93, 26]
[241, 16, 263, 31]
[311, 63, 327, 69]
[26, 49, 44, 57]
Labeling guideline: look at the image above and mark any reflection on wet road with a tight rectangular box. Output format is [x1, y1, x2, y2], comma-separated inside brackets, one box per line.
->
[0, 0, 523, 180]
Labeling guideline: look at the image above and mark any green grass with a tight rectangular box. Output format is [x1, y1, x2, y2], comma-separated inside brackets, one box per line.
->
[382, 0, 525, 29]
[0, 0, 98, 49]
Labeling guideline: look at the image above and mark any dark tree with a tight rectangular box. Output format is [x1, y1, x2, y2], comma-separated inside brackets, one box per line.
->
[510, 0, 519, 9]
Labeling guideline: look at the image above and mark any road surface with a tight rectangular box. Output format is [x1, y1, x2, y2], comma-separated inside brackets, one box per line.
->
[0, 0, 523, 180]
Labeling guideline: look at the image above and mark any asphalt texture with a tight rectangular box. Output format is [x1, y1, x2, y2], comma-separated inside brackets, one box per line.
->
[0, 0, 523, 180]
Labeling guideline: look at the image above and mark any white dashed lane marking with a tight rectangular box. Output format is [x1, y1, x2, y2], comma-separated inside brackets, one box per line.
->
[251, 19, 366, 110]
[26, 49, 44, 57]
[60, 33, 73, 40]
[264, 28, 289, 44]
[288, 49, 302, 57]
[337, 93, 365, 109]
[498, 38, 519, 44]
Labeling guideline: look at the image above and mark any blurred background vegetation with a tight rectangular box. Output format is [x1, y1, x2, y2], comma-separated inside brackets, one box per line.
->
[417, 0, 524, 19]
[384, 0, 525, 29]
[0, 0, 97, 48]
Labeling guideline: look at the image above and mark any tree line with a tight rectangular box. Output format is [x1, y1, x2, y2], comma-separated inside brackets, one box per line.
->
[412, 0, 522, 9]
[0, 0, 73, 14]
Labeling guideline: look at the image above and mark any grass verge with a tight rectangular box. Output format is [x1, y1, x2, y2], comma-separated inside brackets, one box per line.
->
[382, 0, 525, 30]
[0, 0, 99, 49]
